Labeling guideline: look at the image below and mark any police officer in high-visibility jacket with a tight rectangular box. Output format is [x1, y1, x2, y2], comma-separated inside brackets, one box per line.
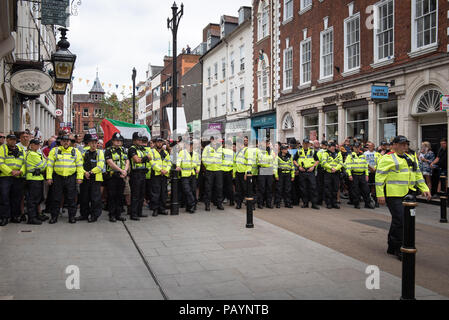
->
[142, 136, 152, 209]
[234, 136, 249, 209]
[376, 135, 431, 260]
[294, 139, 320, 210]
[149, 138, 170, 216]
[345, 142, 374, 209]
[245, 140, 260, 209]
[321, 141, 343, 209]
[128, 132, 151, 220]
[316, 140, 328, 205]
[46, 135, 84, 224]
[222, 137, 235, 206]
[274, 144, 294, 208]
[104, 132, 129, 222]
[256, 140, 276, 209]
[24, 139, 47, 225]
[77, 135, 105, 223]
[176, 139, 196, 213]
[0, 134, 26, 226]
[202, 137, 224, 211]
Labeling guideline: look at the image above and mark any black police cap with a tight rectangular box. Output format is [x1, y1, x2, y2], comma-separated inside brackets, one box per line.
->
[6, 134, 17, 140]
[83, 133, 92, 143]
[30, 139, 41, 145]
[328, 142, 336, 147]
[156, 138, 164, 142]
[392, 135, 409, 144]
[353, 142, 361, 148]
[111, 132, 122, 141]
[321, 140, 328, 146]
[303, 138, 310, 144]
[132, 132, 144, 140]
[61, 135, 70, 141]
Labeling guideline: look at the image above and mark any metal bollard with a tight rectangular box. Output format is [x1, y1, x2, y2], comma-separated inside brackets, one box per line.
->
[439, 176, 448, 223]
[245, 174, 254, 228]
[400, 195, 417, 300]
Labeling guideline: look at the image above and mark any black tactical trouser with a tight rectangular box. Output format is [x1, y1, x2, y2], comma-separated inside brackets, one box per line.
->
[80, 179, 103, 219]
[26, 180, 43, 219]
[351, 174, 371, 206]
[223, 171, 234, 203]
[106, 175, 125, 218]
[204, 170, 223, 206]
[145, 178, 152, 205]
[181, 176, 196, 209]
[52, 174, 77, 219]
[0, 177, 24, 219]
[316, 167, 325, 204]
[386, 197, 404, 251]
[299, 171, 318, 205]
[150, 175, 168, 212]
[235, 172, 247, 205]
[324, 172, 340, 206]
[275, 172, 292, 206]
[130, 170, 146, 217]
[291, 173, 301, 205]
[257, 174, 273, 206]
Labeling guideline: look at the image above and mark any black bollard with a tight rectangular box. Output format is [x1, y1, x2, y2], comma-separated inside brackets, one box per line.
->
[440, 176, 448, 223]
[245, 174, 254, 228]
[400, 195, 417, 300]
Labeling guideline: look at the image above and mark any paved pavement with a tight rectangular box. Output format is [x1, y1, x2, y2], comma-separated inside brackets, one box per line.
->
[0, 205, 446, 300]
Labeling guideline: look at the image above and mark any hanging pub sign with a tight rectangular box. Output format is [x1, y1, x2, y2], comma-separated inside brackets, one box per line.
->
[371, 85, 389, 100]
[10, 69, 54, 96]
[41, 0, 70, 27]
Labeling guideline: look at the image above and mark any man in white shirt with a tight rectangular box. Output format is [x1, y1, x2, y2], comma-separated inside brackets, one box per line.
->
[31, 126, 42, 141]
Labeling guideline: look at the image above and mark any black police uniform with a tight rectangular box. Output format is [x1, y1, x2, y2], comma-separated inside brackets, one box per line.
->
[104, 141, 127, 221]
[275, 152, 293, 207]
[294, 147, 319, 207]
[79, 149, 103, 220]
[128, 142, 148, 219]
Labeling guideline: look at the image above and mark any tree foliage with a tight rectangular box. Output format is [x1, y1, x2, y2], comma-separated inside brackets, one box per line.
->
[100, 92, 133, 123]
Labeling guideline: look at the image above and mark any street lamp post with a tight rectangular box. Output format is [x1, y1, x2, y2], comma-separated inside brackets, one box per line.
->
[167, 1, 183, 216]
[132, 67, 136, 124]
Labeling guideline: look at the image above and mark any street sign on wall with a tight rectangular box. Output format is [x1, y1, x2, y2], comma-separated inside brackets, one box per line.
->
[41, 0, 70, 27]
[371, 85, 389, 100]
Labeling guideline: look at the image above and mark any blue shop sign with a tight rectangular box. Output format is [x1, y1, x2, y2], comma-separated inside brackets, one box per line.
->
[251, 113, 277, 128]
[371, 85, 389, 100]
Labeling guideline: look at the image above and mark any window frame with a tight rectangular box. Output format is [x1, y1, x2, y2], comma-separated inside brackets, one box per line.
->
[320, 27, 334, 80]
[373, 0, 395, 64]
[300, 0, 312, 12]
[240, 86, 245, 110]
[343, 12, 361, 73]
[83, 108, 89, 117]
[284, 0, 293, 21]
[411, 0, 438, 53]
[300, 37, 312, 86]
[239, 45, 245, 72]
[377, 100, 398, 144]
[283, 46, 293, 90]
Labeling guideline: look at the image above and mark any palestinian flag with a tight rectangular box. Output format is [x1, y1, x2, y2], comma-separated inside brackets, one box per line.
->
[100, 118, 151, 145]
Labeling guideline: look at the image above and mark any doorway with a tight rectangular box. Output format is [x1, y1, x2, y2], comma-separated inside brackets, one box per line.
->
[422, 124, 447, 154]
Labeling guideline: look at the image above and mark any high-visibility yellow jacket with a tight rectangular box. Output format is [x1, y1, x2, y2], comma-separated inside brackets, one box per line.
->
[245, 147, 259, 176]
[82, 149, 105, 182]
[317, 148, 327, 167]
[257, 149, 277, 175]
[192, 151, 201, 178]
[275, 153, 295, 179]
[128, 145, 147, 171]
[345, 152, 369, 176]
[25, 150, 47, 181]
[105, 146, 128, 173]
[46, 146, 83, 180]
[202, 144, 223, 172]
[375, 151, 429, 198]
[177, 149, 195, 178]
[296, 148, 317, 169]
[234, 147, 249, 174]
[144, 146, 152, 179]
[321, 150, 343, 173]
[221, 148, 234, 172]
[149, 148, 171, 177]
[0, 144, 26, 178]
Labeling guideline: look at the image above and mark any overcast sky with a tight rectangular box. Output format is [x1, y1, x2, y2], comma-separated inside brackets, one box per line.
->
[69, 0, 252, 95]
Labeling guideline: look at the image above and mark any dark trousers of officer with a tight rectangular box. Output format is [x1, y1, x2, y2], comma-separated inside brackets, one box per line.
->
[324, 172, 340, 206]
[150, 175, 168, 212]
[52, 174, 77, 219]
[130, 170, 146, 217]
[0, 177, 24, 219]
[222, 171, 234, 203]
[386, 197, 404, 251]
[204, 170, 223, 206]
[257, 174, 273, 206]
[275, 173, 292, 206]
[80, 179, 103, 219]
[106, 175, 125, 218]
[351, 174, 371, 206]
[181, 176, 195, 209]
[292, 174, 301, 205]
[26, 180, 43, 219]
[316, 167, 325, 204]
[299, 171, 318, 205]
[235, 172, 247, 205]
[145, 178, 152, 206]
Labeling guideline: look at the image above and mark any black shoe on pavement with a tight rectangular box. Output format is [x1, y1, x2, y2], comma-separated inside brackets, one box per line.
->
[229, 200, 235, 206]
[0, 218, 8, 226]
[109, 216, 117, 222]
[158, 210, 168, 215]
[27, 217, 42, 225]
[69, 217, 77, 224]
[76, 216, 88, 221]
[152, 210, 158, 217]
[326, 204, 332, 209]
[187, 208, 195, 214]
[355, 204, 361, 209]
[10, 217, 21, 223]
[116, 216, 126, 222]
[88, 216, 98, 223]
[38, 214, 49, 221]
[286, 204, 293, 208]
[236, 203, 242, 209]
[257, 204, 263, 209]
[49, 217, 58, 224]
[301, 203, 309, 208]
[130, 216, 140, 221]
[138, 213, 148, 218]
[276, 204, 281, 208]
[332, 204, 340, 209]
[311, 204, 320, 210]
[217, 204, 224, 210]
[205, 204, 210, 211]
[266, 204, 273, 209]
[20, 215, 27, 222]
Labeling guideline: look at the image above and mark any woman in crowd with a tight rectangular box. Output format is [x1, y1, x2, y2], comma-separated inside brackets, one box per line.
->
[419, 141, 435, 193]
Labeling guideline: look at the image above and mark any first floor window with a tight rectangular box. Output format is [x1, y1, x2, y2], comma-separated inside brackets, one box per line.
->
[320, 28, 333, 78]
[284, 0, 293, 21]
[300, 39, 311, 85]
[303, 113, 319, 140]
[83, 122, 89, 131]
[378, 100, 398, 143]
[414, 0, 437, 49]
[375, 0, 394, 61]
[83, 108, 89, 117]
[283, 47, 293, 89]
[344, 14, 360, 71]
[325, 111, 338, 141]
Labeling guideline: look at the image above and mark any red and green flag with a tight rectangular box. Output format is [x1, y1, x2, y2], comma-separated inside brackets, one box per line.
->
[100, 118, 151, 145]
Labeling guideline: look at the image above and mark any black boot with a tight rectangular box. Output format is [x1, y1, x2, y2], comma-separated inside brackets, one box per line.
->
[116, 216, 126, 221]
[301, 203, 309, 208]
[257, 203, 263, 209]
[217, 204, 224, 210]
[109, 216, 117, 222]
[205, 203, 210, 211]
[10, 217, 21, 223]
[311, 204, 320, 210]
[130, 215, 140, 221]
[38, 214, 49, 221]
[152, 210, 158, 217]
[49, 216, 58, 224]
[27, 217, 42, 225]
[266, 203, 273, 209]
[69, 216, 77, 224]
[76, 216, 88, 221]
[276, 203, 281, 208]
[236, 203, 242, 209]
[0, 218, 8, 226]
[88, 216, 98, 223]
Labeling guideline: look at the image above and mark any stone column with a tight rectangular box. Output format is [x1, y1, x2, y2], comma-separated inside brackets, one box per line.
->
[318, 106, 324, 142]
[297, 111, 303, 142]
[367, 98, 377, 144]
[337, 102, 345, 143]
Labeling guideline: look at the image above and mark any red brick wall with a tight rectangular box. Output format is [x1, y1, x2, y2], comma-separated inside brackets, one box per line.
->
[73, 101, 103, 136]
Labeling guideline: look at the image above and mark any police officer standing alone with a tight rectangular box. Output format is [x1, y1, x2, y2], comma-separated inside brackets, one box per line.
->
[128, 132, 151, 220]
[77, 135, 105, 223]
[345, 142, 374, 209]
[46, 135, 83, 224]
[274, 144, 294, 208]
[0, 134, 26, 226]
[376, 135, 431, 260]
[24, 139, 47, 225]
[294, 139, 320, 210]
[322, 141, 343, 209]
[104, 133, 129, 222]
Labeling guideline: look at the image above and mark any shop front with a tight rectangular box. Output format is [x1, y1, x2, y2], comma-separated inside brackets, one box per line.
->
[251, 112, 276, 141]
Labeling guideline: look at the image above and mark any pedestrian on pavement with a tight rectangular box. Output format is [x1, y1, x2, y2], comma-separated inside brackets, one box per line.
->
[294, 138, 320, 209]
[46, 135, 83, 224]
[274, 144, 294, 208]
[376, 135, 431, 260]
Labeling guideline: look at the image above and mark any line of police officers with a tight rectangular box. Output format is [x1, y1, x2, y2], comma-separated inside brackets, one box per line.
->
[0, 130, 431, 261]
